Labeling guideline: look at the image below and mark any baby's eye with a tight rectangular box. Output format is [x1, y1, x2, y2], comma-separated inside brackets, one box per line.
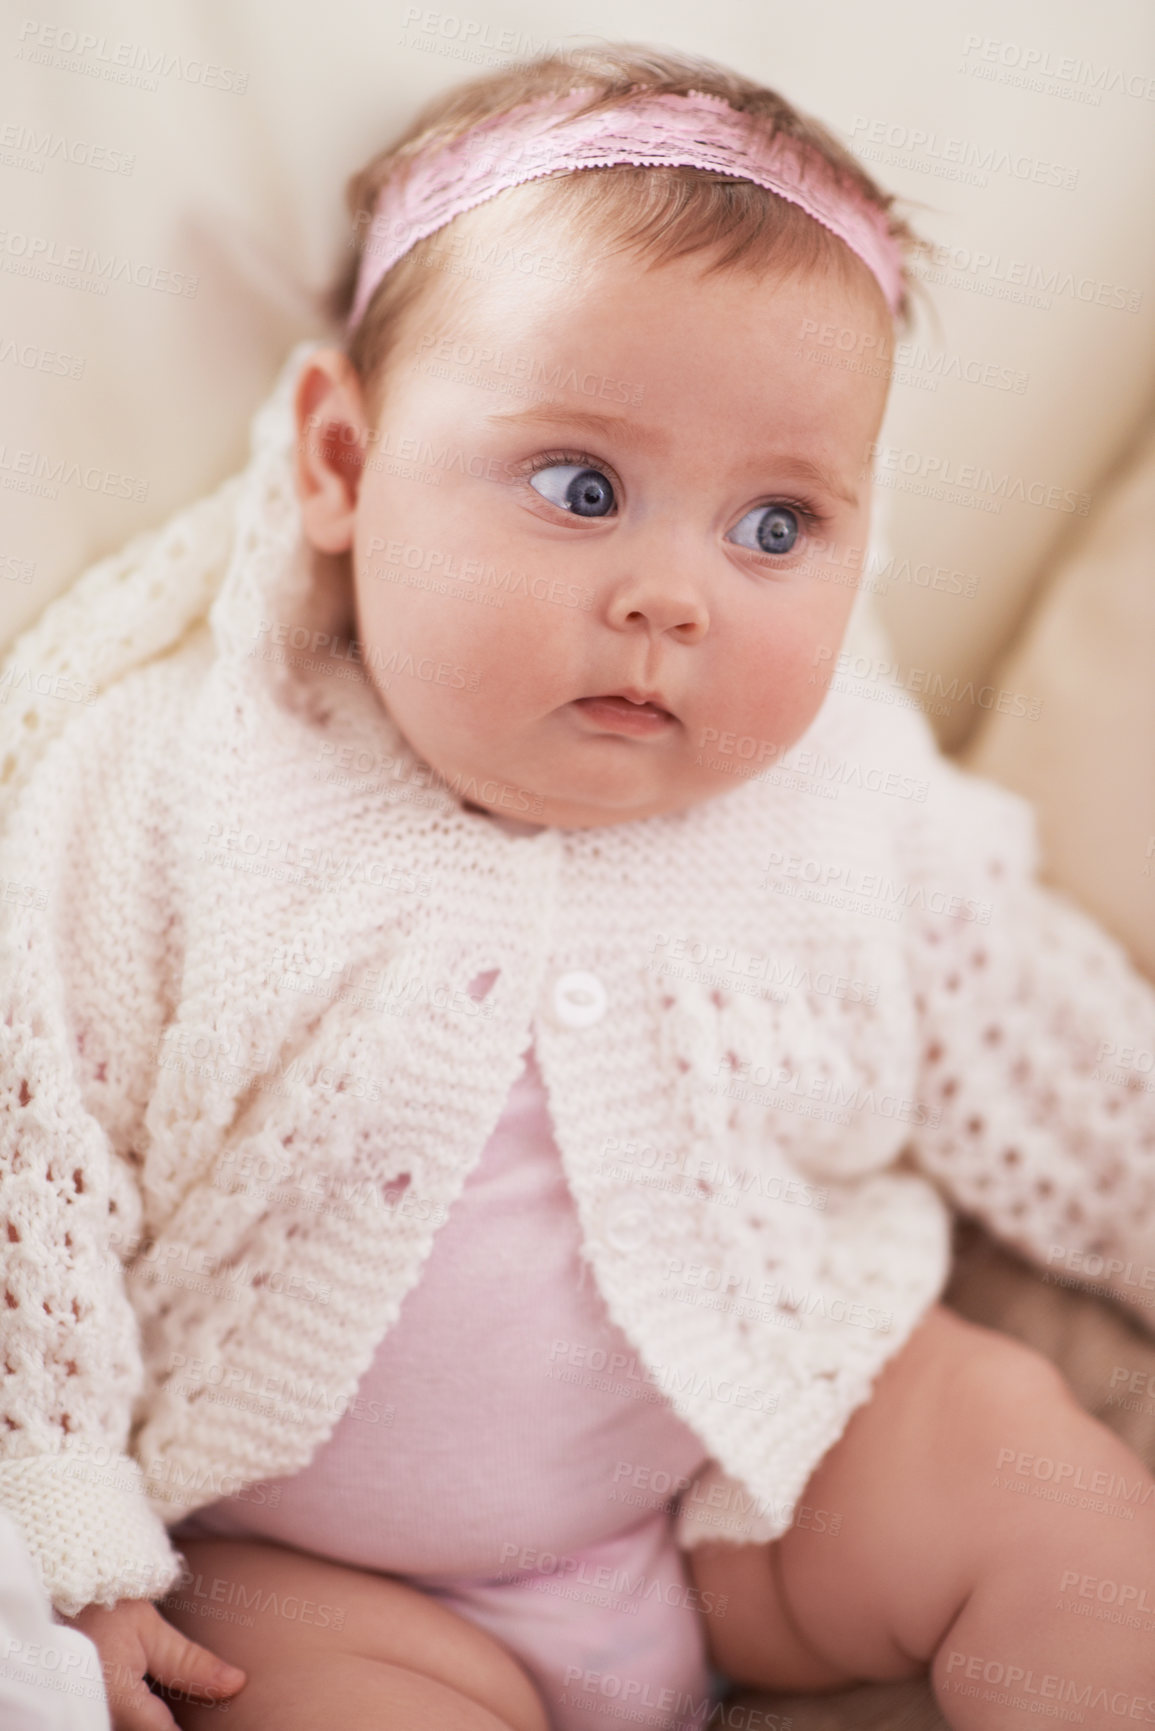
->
[728, 504, 801, 557]
[528, 463, 616, 518]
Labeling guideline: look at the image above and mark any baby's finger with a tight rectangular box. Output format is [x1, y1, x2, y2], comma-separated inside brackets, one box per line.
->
[139, 1612, 247, 1705]
[101, 1668, 182, 1731]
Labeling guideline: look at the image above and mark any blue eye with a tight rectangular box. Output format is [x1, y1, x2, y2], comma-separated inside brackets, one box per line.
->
[729, 504, 800, 557]
[528, 463, 615, 518]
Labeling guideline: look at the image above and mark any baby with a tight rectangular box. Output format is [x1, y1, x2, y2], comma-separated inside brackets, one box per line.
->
[3, 38, 1155, 1731]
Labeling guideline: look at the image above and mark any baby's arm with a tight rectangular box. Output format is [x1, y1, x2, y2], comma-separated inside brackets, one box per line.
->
[897, 753, 1155, 1332]
[0, 672, 186, 1618]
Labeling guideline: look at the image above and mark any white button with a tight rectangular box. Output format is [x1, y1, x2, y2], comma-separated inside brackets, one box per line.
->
[602, 1195, 653, 1252]
[551, 969, 607, 1029]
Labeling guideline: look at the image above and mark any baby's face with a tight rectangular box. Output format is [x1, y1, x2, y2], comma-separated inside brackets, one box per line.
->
[297, 203, 892, 829]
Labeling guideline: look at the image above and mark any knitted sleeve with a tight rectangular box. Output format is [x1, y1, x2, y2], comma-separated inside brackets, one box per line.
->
[899, 753, 1155, 1334]
[0, 660, 194, 1617]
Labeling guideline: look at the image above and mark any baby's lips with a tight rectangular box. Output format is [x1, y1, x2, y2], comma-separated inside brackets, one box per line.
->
[578, 687, 676, 717]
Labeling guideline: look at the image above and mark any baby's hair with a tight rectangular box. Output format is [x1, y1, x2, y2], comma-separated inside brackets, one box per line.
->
[326, 40, 928, 409]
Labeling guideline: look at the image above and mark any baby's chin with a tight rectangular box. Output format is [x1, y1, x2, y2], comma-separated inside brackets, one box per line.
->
[404, 711, 743, 829]
[453, 757, 731, 830]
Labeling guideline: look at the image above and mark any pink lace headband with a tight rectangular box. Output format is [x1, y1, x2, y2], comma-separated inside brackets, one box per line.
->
[347, 85, 905, 332]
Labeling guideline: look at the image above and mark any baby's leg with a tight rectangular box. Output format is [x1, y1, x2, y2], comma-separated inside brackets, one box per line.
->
[689, 1304, 1155, 1729]
[157, 1537, 550, 1731]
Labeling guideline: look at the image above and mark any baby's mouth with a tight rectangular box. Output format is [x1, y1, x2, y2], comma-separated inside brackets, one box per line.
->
[571, 690, 676, 736]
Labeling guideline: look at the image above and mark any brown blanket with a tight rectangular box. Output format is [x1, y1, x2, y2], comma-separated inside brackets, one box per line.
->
[709, 1216, 1155, 1730]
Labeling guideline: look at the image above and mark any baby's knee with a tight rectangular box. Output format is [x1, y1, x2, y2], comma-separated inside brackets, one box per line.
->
[926, 1336, 1155, 1722]
[900, 1307, 1078, 1478]
[930, 1517, 1155, 1731]
[899, 1304, 1069, 1409]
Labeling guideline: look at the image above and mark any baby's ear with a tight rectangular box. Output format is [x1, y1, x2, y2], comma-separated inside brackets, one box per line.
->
[293, 347, 369, 554]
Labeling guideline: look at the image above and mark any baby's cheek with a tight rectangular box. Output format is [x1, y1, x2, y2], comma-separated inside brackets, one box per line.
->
[727, 624, 833, 747]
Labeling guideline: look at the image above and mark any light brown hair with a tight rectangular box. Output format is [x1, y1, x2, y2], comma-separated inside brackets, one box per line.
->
[325, 40, 927, 408]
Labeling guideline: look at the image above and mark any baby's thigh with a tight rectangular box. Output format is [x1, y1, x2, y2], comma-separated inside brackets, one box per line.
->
[157, 1537, 550, 1731]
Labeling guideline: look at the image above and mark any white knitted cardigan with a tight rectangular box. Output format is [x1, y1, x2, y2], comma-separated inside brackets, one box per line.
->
[2, 344, 1154, 1619]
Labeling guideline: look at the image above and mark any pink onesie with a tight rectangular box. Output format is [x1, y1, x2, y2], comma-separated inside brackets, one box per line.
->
[171, 1042, 722, 1731]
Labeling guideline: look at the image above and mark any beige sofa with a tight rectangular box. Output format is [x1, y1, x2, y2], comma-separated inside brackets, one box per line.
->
[2, 3, 1153, 1726]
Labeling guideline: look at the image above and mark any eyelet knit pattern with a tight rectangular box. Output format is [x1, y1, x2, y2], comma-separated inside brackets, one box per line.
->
[2, 342, 1154, 1615]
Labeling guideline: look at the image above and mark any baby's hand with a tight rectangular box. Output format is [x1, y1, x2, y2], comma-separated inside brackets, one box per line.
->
[57, 1598, 247, 1730]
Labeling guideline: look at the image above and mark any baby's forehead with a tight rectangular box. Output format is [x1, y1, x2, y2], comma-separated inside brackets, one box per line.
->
[465, 173, 887, 302]
[376, 185, 892, 450]
[422, 188, 889, 344]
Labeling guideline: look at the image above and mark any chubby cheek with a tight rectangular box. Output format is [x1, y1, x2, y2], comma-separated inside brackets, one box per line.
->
[353, 474, 578, 703]
[358, 572, 575, 711]
[708, 590, 850, 754]
[351, 558, 582, 772]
